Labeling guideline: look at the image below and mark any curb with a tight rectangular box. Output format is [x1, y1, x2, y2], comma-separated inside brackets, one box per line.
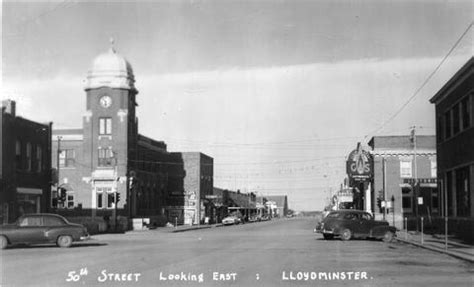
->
[171, 226, 213, 233]
[395, 238, 474, 263]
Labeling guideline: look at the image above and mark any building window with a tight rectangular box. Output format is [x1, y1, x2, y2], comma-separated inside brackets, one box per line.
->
[431, 158, 437, 178]
[400, 160, 412, 178]
[96, 187, 113, 209]
[59, 149, 75, 168]
[107, 193, 115, 208]
[99, 117, 112, 135]
[97, 192, 103, 209]
[67, 194, 74, 209]
[36, 146, 42, 172]
[402, 187, 412, 213]
[15, 140, 22, 169]
[461, 95, 471, 130]
[453, 103, 460, 134]
[431, 189, 439, 213]
[98, 147, 114, 167]
[445, 110, 452, 139]
[437, 116, 444, 142]
[26, 142, 32, 171]
[455, 167, 470, 217]
[447, 171, 454, 216]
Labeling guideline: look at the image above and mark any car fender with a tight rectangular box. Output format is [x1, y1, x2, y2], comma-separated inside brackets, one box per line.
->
[332, 224, 348, 235]
[370, 225, 396, 237]
[45, 227, 79, 241]
[0, 233, 11, 244]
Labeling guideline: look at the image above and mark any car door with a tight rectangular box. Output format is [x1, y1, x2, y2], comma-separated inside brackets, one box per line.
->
[341, 212, 361, 235]
[9, 216, 48, 244]
[42, 215, 69, 242]
[356, 213, 376, 237]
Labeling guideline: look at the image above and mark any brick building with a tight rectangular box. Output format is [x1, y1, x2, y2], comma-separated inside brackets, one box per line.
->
[51, 45, 213, 228]
[1, 100, 52, 223]
[430, 57, 473, 220]
[430, 57, 474, 242]
[166, 152, 213, 225]
[368, 135, 437, 229]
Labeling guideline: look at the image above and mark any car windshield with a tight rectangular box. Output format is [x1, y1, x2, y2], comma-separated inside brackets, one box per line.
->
[326, 212, 341, 218]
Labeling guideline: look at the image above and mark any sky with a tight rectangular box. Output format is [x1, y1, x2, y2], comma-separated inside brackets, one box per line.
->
[2, 0, 473, 211]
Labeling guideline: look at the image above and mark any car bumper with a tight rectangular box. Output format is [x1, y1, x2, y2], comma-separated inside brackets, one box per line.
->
[314, 228, 334, 234]
[80, 234, 91, 241]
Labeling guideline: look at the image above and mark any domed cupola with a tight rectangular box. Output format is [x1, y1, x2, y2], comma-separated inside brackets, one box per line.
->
[84, 40, 137, 92]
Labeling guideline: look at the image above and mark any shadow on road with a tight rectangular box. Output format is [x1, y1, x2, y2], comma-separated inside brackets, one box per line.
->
[3, 242, 108, 250]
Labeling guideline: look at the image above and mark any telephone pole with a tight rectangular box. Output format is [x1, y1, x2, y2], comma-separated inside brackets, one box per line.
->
[411, 126, 419, 231]
[56, 136, 62, 208]
[113, 151, 118, 232]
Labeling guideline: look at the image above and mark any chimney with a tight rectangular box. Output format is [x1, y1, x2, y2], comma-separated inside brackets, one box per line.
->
[2, 100, 16, 117]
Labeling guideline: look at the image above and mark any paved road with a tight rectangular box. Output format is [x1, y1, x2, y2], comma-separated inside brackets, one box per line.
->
[1, 218, 472, 286]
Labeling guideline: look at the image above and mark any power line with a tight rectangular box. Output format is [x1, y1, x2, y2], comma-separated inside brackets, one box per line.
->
[365, 21, 473, 140]
[161, 136, 361, 146]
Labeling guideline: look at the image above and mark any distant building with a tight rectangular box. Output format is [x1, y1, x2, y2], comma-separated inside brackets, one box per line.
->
[212, 188, 257, 222]
[265, 195, 289, 217]
[368, 135, 437, 229]
[430, 57, 473, 220]
[1, 100, 52, 223]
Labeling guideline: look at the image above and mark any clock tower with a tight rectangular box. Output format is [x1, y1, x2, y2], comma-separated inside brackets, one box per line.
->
[82, 41, 138, 214]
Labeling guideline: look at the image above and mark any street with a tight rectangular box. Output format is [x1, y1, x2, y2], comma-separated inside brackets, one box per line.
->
[1, 218, 472, 287]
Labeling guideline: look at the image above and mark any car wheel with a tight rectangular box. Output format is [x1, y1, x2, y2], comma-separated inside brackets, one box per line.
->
[340, 229, 352, 241]
[0, 235, 8, 249]
[382, 231, 394, 243]
[57, 235, 73, 248]
[323, 234, 334, 240]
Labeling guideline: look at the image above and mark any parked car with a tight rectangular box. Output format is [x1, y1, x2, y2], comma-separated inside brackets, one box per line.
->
[248, 215, 260, 222]
[222, 216, 241, 225]
[260, 215, 271, 221]
[0, 213, 90, 249]
[314, 210, 396, 242]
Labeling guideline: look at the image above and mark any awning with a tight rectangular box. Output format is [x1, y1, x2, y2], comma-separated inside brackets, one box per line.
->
[420, 183, 437, 188]
[17, 187, 42, 195]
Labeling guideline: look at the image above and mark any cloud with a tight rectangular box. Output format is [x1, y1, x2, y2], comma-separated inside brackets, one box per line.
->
[1, 75, 84, 128]
[137, 54, 470, 145]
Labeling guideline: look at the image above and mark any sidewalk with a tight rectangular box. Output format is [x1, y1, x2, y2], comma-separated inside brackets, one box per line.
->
[126, 223, 224, 234]
[396, 230, 474, 263]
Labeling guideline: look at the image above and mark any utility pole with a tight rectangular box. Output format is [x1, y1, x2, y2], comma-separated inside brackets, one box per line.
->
[56, 136, 62, 208]
[411, 126, 419, 231]
[113, 151, 118, 232]
[382, 157, 387, 220]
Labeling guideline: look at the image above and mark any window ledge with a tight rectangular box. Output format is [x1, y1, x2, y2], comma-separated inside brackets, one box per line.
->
[98, 135, 113, 140]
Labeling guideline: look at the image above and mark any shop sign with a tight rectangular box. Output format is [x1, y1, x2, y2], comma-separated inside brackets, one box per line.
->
[346, 143, 373, 181]
[403, 178, 437, 185]
[337, 189, 353, 203]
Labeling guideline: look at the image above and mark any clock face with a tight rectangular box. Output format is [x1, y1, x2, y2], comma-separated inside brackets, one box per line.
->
[99, 95, 112, 108]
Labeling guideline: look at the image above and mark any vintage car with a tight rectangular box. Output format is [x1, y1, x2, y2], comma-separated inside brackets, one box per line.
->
[222, 216, 241, 225]
[0, 213, 90, 249]
[314, 210, 396, 242]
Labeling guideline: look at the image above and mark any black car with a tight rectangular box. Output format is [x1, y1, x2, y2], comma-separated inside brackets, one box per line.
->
[0, 213, 90, 249]
[314, 210, 396, 242]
